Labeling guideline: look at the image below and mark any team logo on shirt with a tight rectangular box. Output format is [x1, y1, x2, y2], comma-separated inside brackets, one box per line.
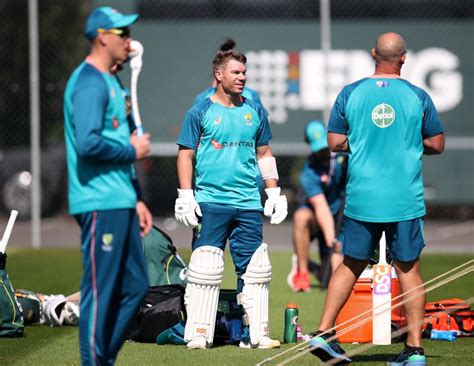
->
[101, 233, 113, 252]
[371, 103, 395, 128]
[376, 80, 390, 88]
[244, 113, 252, 126]
[112, 117, 119, 128]
[211, 139, 223, 149]
[214, 116, 222, 125]
[110, 88, 116, 98]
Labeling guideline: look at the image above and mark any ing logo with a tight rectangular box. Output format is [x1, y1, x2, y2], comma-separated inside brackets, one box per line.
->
[372, 103, 395, 128]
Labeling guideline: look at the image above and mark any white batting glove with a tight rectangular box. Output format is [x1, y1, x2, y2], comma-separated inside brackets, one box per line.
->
[175, 189, 202, 229]
[263, 187, 288, 225]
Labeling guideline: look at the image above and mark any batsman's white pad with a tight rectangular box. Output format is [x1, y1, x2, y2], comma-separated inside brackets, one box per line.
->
[239, 243, 272, 345]
[42, 295, 67, 327]
[184, 246, 224, 348]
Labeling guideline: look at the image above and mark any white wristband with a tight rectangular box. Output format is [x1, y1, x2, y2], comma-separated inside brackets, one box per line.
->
[257, 156, 279, 181]
[177, 188, 194, 198]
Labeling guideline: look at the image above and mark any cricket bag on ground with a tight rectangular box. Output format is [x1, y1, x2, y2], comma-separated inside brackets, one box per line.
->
[129, 226, 188, 342]
[142, 226, 187, 287]
[422, 298, 473, 337]
[129, 284, 186, 342]
[0, 253, 24, 337]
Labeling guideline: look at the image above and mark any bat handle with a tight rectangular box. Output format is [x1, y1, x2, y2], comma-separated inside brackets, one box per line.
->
[0, 210, 19, 254]
[135, 125, 144, 137]
[379, 231, 387, 264]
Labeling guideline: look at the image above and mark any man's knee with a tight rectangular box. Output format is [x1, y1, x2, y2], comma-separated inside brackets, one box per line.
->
[394, 258, 420, 275]
[293, 208, 314, 230]
[341, 255, 369, 277]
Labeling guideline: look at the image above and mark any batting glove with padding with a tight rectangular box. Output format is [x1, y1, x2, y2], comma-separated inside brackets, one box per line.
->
[175, 189, 202, 229]
[264, 187, 288, 225]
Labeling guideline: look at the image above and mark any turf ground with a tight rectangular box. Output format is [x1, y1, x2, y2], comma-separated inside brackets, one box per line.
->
[1, 249, 472, 365]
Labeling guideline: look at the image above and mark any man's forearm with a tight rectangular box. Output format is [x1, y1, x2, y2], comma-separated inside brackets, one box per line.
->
[177, 154, 194, 189]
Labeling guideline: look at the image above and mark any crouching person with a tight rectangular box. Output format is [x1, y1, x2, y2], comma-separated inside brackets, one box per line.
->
[174, 48, 288, 349]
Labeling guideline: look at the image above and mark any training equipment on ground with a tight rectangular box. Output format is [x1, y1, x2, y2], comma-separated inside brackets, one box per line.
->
[130, 284, 185, 342]
[335, 267, 404, 343]
[184, 246, 224, 349]
[142, 226, 187, 287]
[0, 210, 19, 254]
[256, 260, 473, 366]
[422, 298, 473, 337]
[15, 289, 42, 325]
[130, 225, 188, 343]
[42, 295, 67, 327]
[239, 243, 279, 348]
[175, 189, 202, 229]
[263, 187, 288, 225]
[372, 231, 392, 345]
[0, 209, 24, 337]
[62, 300, 80, 326]
[129, 40, 144, 136]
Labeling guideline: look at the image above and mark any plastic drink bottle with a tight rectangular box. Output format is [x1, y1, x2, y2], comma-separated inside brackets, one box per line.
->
[430, 330, 457, 341]
[284, 301, 299, 343]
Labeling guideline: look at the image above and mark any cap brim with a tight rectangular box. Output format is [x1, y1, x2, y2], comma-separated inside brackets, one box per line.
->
[310, 142, 329, 153]
[113, 14, 139, 28]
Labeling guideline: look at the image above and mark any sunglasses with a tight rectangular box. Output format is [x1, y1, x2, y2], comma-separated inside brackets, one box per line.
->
[97, 27, 130, 39]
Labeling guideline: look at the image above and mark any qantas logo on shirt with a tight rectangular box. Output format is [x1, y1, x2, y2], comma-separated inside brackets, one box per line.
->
[210, 139, 254, 150]
[371, 103, 396, 128]
[211, 139, 223, 149]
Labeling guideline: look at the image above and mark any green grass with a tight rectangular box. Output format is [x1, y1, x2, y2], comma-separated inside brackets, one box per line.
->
[1, 249, 473, 365]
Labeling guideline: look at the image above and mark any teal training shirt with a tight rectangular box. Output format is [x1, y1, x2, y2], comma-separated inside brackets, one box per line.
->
[328, 77, 444, 222]
[177, 98, 272, 209]
[64, 62, 137, 215]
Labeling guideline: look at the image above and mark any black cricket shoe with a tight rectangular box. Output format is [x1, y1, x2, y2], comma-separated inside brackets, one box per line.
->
[308, 330, 352, 364]
[387, 345, 426, 366]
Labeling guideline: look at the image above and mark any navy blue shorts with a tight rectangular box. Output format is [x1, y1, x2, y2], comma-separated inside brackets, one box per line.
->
[343, 215, 425, 262]
[192, 202, 263, 276]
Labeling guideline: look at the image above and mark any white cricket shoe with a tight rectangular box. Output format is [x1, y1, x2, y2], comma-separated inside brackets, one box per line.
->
[239, 336, 281, 349]
[186, 337, 208, 350]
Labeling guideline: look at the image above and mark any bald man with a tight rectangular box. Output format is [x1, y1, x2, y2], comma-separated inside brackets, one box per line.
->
[308, 33, 444, 365]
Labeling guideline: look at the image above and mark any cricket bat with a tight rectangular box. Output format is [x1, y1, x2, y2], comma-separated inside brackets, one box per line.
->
[372, 231, 392, 344]
[0, 210, 19, 254]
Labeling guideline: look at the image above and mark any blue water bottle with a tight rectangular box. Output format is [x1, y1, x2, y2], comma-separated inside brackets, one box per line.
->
[430, 330, 457, 341]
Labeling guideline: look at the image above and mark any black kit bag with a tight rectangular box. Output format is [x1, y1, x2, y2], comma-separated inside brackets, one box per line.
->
[129, 285, 186, 342]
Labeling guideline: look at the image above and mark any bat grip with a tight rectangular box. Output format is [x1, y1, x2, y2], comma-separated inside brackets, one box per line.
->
[379, 231, 387, 264]
[0, 210, 18, 254]
[131, 71, 144, 136]
[135, 125, 144, 137]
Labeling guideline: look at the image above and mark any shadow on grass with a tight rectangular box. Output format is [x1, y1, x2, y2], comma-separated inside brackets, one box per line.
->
[352, 353, 441, 363]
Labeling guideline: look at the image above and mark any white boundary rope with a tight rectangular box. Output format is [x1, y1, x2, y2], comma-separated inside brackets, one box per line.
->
[256, 259, 473, 366]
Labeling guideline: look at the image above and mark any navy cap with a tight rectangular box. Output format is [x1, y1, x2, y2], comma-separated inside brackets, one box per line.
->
[305, 120, 328, 153]
[84, 7, 138, 40]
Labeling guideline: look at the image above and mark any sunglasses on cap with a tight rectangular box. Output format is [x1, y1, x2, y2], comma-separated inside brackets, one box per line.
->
[97, 27, 130, 39]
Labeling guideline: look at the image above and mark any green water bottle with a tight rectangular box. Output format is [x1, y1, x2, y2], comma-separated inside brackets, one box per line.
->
[284, 301, 299, 343]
